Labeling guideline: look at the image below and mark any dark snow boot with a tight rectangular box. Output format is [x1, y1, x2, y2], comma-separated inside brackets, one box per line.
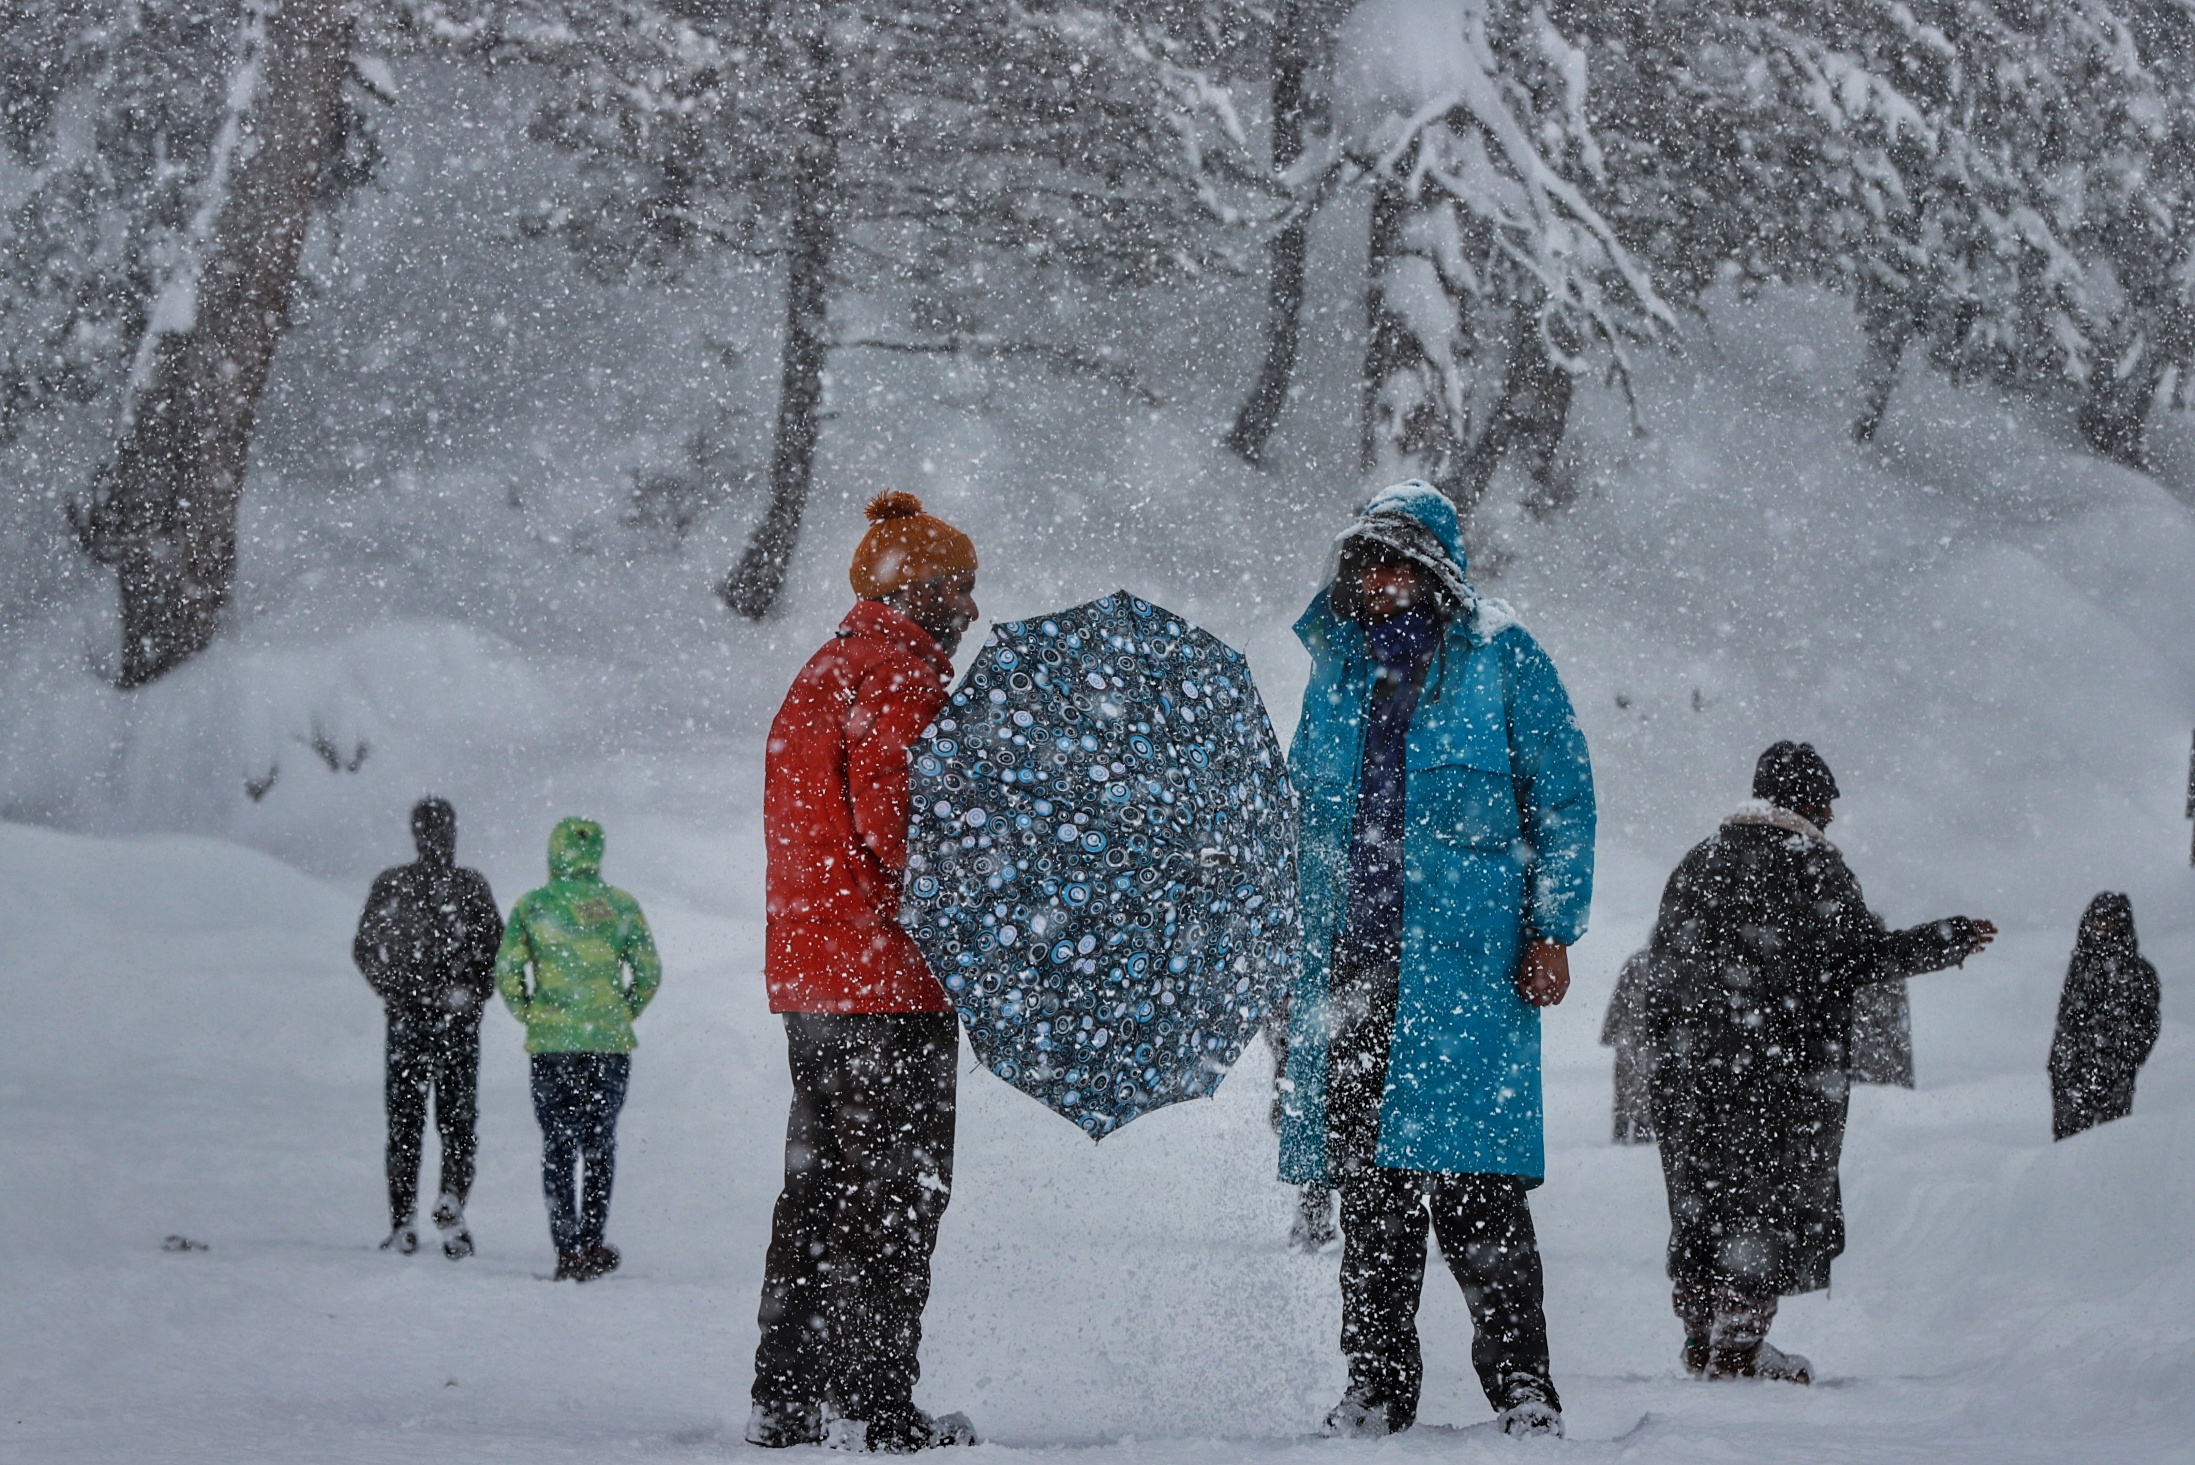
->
[553, 1250, 587, 1281]
[1492, 1373, 1564, 1438]
[1707, 1340, 1812, 1384]
[575, 1243, 620, 1282]
[827, 1406, 977, 1453]
[1320, 1387, 1413, 1438]
[380, 1222, 420, 1255]
[1682, 1337, 1709, 1376]
[745, 1400, 826, 1448]
[433, 1194, 473, 1259]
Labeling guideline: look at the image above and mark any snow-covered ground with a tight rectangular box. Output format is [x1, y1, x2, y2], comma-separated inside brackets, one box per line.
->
[5, 807, 2192, 1463]
[6, 283, 2195, 1460]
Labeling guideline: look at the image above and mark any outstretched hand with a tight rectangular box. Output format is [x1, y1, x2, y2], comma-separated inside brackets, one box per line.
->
[1953, 916, 1998, 961]
[1515, 939, 1571, 1007]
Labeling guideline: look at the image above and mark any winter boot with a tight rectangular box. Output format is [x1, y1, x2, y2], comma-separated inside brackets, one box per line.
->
[380, 1222, 420, 1255]
[432, 1195, 473, 1260]
[575, 1243, 620, 1282]
[553, 1250, 588, 1281]
[1492, 1374, 1564, 1439]
[1707, 1340, 1812, 1384]
[745, 1400, 826, 1448]
[1320, 1387, 1414, 1438]
[1288, 1184, 1338, 1253]
[826, 1406, 977, 1453]
[1672, 1279, 1714, 1377]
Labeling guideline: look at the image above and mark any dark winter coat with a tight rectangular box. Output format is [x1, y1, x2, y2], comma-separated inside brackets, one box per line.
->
[1645, 803, 1984, 1295]
[2049, 893, 2159, 1141]
[354, 837, 503, 1024]
[1846, 978, 1915, 1087]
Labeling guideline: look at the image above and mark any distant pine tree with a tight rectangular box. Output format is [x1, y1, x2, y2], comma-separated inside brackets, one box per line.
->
[398, 0, 1270, 616]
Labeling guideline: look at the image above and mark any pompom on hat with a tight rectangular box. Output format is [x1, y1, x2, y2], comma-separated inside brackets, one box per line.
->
[849, 491, 978, 599]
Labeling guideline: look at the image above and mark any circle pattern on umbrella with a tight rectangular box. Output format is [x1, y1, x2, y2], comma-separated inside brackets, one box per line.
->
[903, 591, 1300, 1139]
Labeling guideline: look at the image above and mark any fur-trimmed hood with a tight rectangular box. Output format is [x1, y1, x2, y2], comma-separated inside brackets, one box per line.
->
[1723, 799, 1833, 846]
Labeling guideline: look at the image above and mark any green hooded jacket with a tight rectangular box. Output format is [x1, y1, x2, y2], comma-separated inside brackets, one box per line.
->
[496, 818, 662, 1054]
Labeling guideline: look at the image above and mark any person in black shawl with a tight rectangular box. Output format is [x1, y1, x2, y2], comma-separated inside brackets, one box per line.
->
[2049, 893, 2160, 1141]
[1644, 742, 1996, 1384]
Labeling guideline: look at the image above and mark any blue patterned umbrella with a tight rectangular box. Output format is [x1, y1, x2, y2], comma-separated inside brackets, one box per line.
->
[901, 591, 1300, 1139]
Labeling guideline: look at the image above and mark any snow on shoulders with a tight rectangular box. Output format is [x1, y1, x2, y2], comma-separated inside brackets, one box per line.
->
[1470, 594, 1521, 643]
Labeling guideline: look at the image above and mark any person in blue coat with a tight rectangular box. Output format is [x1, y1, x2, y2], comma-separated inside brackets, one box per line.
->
[1279, 482, 1594, 1440]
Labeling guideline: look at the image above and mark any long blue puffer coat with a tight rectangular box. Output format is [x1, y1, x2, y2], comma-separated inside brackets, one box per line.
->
[1278, 485, 1595, 1183]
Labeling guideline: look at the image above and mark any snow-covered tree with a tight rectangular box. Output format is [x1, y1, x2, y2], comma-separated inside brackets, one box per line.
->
[2, 1, 380, 685]
[1338, 0, 1672, 514]
[1223, 0, 1349, 467]
[0, 4, 233, 443]
[1560, 0, 2195, 466]
[397, 0, 1268, 616]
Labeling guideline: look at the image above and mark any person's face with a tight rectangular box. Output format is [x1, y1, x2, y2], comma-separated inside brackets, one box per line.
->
[891, 570, 980, 657]
[1796, 802, 1835, 829]
[1358, 562, 1424, 623]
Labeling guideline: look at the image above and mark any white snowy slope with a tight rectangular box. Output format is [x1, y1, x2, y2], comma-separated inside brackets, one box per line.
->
[4, 290, 2195, 1461]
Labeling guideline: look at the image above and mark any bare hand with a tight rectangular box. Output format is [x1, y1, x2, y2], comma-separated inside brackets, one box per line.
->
[1961, 917, 1998, 954]
[1515, 939, 1570, 1007]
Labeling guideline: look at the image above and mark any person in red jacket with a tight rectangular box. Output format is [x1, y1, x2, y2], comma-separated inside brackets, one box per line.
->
[747, 491, 981, 1455]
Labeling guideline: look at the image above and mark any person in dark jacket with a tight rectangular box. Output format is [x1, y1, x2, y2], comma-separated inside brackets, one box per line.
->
[747, 492, 980, 1455]
[2049, 892, 2160, 1140]
[353, 797, 503, 1258]
[1645, 742, 1995, 1383]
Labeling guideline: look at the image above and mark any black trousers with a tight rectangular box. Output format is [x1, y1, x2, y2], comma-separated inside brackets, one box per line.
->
[385, 1011, 480, 1229]
[1328, 948, 1557, 1421]
[752, 1012, 958, 1421]
[529, 1052, 631, 1254]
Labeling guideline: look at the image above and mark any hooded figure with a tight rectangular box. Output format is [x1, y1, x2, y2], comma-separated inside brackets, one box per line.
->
[496, 817, 661, 1281]
[1279, 482, 1595, 1440]
[353, 797, 503, 1257]
[1645, 743, 1994, 1383]
[2049, 893, 2160, 1141]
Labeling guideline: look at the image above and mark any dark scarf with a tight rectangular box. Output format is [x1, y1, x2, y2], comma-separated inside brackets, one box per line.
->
[1338, 607, 1444, 965]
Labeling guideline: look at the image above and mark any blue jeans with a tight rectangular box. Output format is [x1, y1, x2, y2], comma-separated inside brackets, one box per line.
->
[529, 1053, 630, 1255]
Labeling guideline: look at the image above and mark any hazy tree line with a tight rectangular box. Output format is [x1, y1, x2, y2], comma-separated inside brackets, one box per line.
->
[3, 0, 2192, 683]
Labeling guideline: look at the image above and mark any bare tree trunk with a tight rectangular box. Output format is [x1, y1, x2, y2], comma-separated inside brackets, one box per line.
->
[71, 0, 351, 688]
[2077, 348, 2162, 470]
[1224, 0, 1319, 467]
[721, 15, 841, 620]
[1852, 293, 1913, 444]
[1454, 311, 1576, 513]
[1359, 178, 1423, 476]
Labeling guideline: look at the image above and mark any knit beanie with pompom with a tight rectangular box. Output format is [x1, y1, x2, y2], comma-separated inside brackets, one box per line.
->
[849, 491, 978, 599]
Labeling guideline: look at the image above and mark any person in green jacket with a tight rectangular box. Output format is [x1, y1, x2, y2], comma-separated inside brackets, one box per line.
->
[496, 817, 662, 1281]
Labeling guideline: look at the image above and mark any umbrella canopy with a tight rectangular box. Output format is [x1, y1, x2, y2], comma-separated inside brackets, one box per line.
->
[902, 591, 1300, 1139]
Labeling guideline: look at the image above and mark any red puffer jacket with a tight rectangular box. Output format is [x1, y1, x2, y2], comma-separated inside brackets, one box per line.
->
[764, 599, 955, 1013]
